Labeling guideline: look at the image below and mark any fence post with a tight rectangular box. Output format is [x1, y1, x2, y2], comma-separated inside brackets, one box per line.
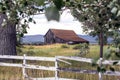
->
[98, 58, 103, 80]
[55, 56, 59, 80]
[22, 54, 27, 80]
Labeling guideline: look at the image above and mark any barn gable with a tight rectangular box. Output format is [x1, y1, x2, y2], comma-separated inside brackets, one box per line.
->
[44, 29, 89, 44]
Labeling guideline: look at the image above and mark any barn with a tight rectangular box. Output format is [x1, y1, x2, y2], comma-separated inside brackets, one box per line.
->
[44, 29, 89, 44]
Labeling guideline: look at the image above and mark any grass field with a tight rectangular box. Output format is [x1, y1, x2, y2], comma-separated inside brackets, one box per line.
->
[19, 44, 80, 57]
[0, 44, 120, 80]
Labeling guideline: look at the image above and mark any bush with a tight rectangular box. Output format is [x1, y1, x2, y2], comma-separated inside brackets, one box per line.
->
[16, 47, 22, 54]
[73, 43, 89, 56]
[25, 51, 35, 56]
[73, 44, 82, 50]
[61, 44, 69, 48]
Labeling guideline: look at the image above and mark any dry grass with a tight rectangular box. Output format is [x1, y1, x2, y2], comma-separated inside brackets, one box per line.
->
[20, 44, 80, 57]
[0, 44, 120, 80]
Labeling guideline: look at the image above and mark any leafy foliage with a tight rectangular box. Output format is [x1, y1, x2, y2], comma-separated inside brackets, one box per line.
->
[0, 0, 44, 38]
[0, 0, 64, 45]
[97, 66, 106, 73]
[73, 43, 89, 56]
[60, 0, 120, 72]
[73, 44, 82, 50]
[53, 0, 65, 10]
[62, 0, 120, 44]
[61, 44, 69, 48]
[91, 57, 99, 66]
[45, 5, 60, 21]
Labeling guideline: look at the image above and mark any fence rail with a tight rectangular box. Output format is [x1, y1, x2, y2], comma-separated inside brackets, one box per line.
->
[57, 56, 120, 65]
[0, 55, 120, 80]
[0, 55, 55, 61]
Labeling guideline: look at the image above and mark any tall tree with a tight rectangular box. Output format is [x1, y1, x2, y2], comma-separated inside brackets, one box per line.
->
[61, 0, 120, 58]
[0, 13, 16, 55]
[54, 0, 120, 79]
[0, 0, 60, 55]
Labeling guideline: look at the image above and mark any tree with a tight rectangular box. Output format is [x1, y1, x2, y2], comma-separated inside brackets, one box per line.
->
[0, 0, 36, 55]
[0, 0, 60, 55]
[62, 0, 120, 58]
[52, 0, 120, 79]
[0, 13, 16, 55]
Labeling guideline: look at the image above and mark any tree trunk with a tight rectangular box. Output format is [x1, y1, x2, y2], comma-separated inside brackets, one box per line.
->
[98, 32, 104, 80]
[0, 14, 17, 56]
[99, 32, 103, 58]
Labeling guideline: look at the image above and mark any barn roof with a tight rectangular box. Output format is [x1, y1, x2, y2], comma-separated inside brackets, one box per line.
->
[48, 29, 89, 42]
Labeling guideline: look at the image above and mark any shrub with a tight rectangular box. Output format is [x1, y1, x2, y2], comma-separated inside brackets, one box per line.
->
[16, 47, 22, 54]
[61, 44, 69, 48]
[73, 44, 82, 50]
[23, 51, 35, 56]
[73, 43, 89, 56]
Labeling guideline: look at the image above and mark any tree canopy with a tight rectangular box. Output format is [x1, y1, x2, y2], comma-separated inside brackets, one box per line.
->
[0, 0, 119, 74]
[58, 0, 120, 74]
[59, 0, 120, 57]
[0, 0, 62, 55]
[1, 0, 120, 41]
[64, 0, 120, 35]
[0, 0, 120, 56]
[0, 0, 62, 37]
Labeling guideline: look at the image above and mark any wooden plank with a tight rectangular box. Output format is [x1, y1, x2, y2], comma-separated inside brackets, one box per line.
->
[0, 55, 119, 65]
[25, 64, 56, 71]
[24, 56, 55, 61]
[102, 60, 120, 65]
[0, 55, 55, 61]
[0, 62, 55, 71]
[31, 77, 77, 80]
[98, 58, 103, 80]
[104, 71, 120, 76]
[0, 55, 120, 77]
[58, 67, 98, 74]
[57, 58, 71, 65]
[0, 55, 23, 60]
[57, 56, 92, 63]
[0, 62, 119, 76]
[0, 62, 22, 67]
[58, 68, 120, 76]
[55, 57, 59, 80]
[57, 56, 120, 65]
[22, 54, 27, 79]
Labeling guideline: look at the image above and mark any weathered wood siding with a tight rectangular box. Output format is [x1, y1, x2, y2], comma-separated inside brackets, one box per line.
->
[44, 29, 89, 44]
[44, 30, 54, 44]
[44, 30, 67, 44]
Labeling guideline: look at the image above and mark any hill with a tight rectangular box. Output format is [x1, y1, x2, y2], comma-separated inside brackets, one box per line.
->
[21, 35, 44, 45]
[79, 35, 98, 44]
[21, 34, 113, 45]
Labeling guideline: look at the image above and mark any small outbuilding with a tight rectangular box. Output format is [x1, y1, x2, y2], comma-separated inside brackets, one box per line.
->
[44, 29, 89, 44]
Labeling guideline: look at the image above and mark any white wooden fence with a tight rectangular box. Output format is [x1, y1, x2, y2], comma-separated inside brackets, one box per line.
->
[0, 54, 120, 80]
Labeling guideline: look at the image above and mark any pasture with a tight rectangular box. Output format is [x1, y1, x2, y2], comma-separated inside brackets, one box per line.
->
[0, 44, 120, 80]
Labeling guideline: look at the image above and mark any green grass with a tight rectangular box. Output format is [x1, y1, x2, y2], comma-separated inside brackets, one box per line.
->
[19, 44, 109, 58]
[19, 44, 80, 57]
[0, 44, 120, 80]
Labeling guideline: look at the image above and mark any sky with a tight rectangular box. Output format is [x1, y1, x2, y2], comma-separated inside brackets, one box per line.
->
[26, 9, 84, 35]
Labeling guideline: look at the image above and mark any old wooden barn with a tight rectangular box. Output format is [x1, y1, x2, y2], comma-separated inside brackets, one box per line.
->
[44, 29, 89, 44]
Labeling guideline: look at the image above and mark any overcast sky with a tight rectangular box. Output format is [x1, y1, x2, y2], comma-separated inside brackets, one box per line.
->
[26, 9, 84, 35]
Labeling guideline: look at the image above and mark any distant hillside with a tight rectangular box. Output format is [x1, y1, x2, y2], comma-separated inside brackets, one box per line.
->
[79, 35, 113, 44]
[21, 35, 44, 44]
[21, 34, 113, 45]
[79, 35, 98, 44]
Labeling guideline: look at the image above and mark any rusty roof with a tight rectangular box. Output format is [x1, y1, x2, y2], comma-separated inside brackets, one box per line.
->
[49, 29, 88, 42]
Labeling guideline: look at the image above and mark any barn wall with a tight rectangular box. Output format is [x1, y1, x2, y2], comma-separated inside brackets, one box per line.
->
[44, 29, 89, 44]
[54, 37, 66, 43]
[44, 30, 67, 44]
[44, 30, 54, 44]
